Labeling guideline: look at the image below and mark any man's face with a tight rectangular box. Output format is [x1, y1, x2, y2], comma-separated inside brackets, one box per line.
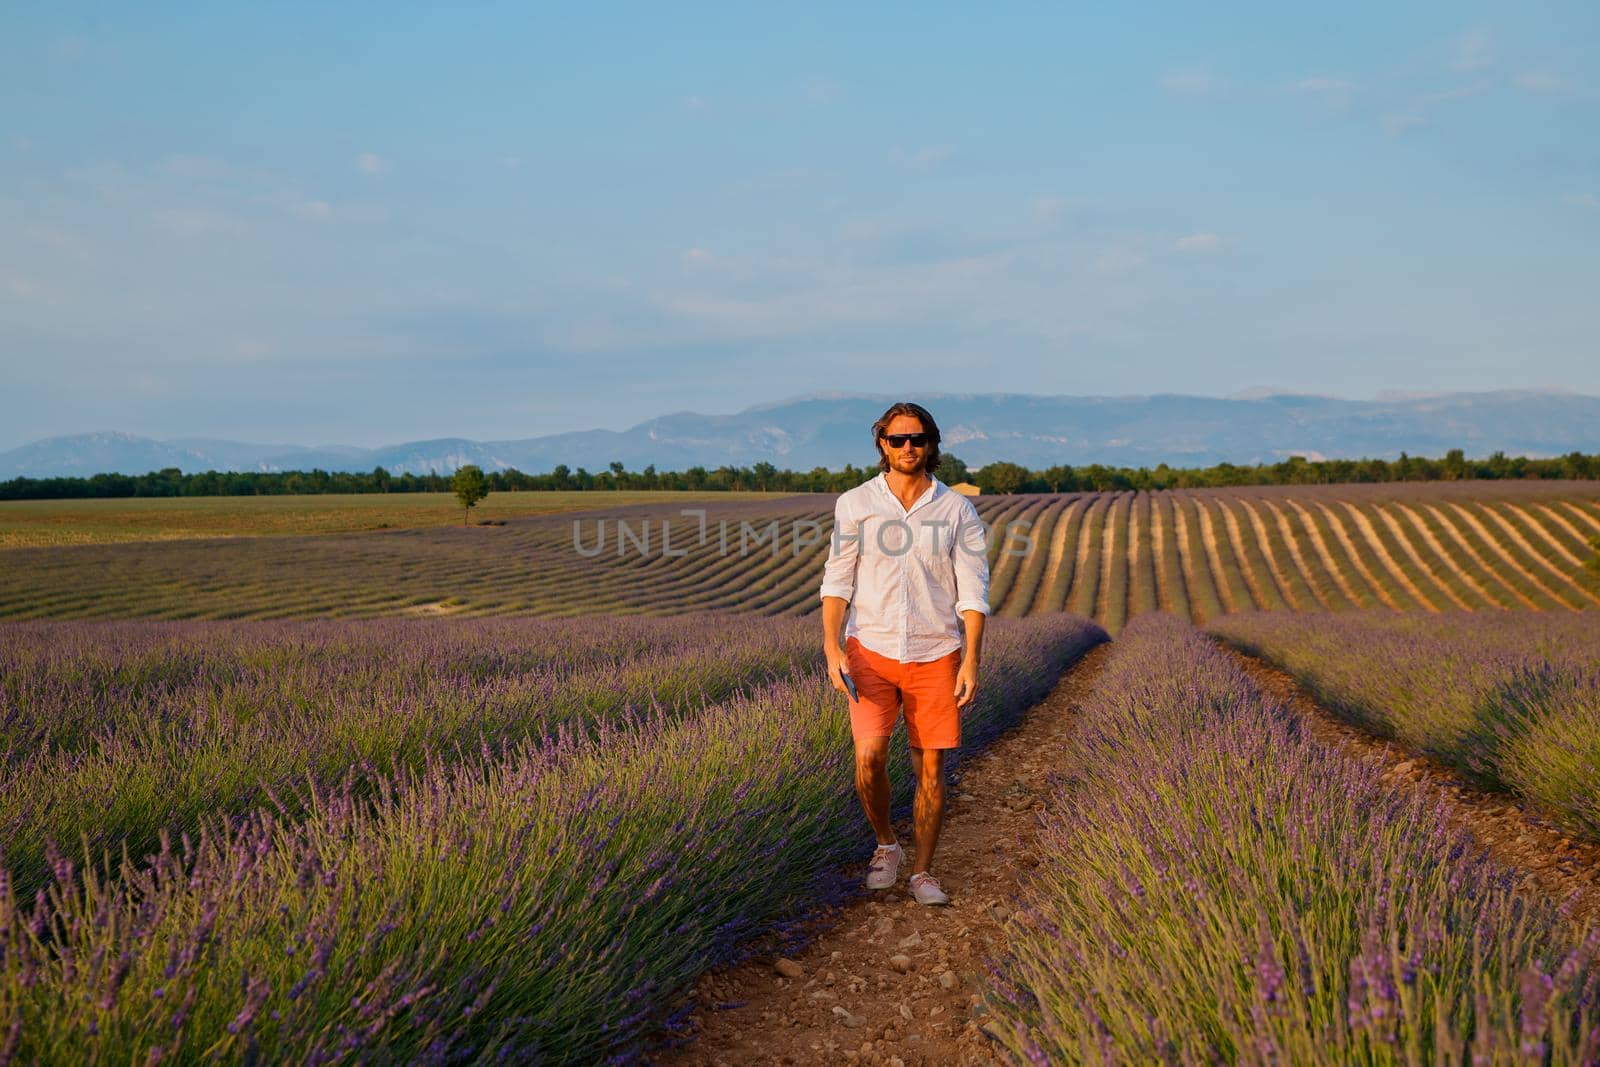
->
[879, 414, 931, 476]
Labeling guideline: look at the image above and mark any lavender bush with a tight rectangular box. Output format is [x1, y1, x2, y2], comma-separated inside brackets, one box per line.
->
[0, 615, 821, 900]
[989, 615, 1599, 1065]
[0, 614, 1105, 1064]
[1210, 611, 1600, 839]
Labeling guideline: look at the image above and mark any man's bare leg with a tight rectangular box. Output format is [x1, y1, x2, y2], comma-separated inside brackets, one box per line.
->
[908, 746, 946, 873]
[854, 735, 896, 845]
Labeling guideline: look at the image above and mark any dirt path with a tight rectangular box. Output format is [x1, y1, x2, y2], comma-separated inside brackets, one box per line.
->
[1225, 647, 1600, 925]
[658, 645, 1112, 1067]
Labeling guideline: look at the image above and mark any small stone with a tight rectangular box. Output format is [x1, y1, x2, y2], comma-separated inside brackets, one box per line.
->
[897, 931, 923, 949]
[889, 954, 913, 973]
[939, 970, 959, 990]
[884, 893, 900, 904]
[775, 958, 805, 979]
[899, 1002, 915, 1021]
[988, 904, 1011, 923]
[888, 1058, 906, 1067]
[833, 1006, 866, 1028]
[873, 916, 896, 937]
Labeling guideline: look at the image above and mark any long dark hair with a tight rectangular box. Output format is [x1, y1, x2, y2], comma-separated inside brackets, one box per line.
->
[870, 401, 943, 474]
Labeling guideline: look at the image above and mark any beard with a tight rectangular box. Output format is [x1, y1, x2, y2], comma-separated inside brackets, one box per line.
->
[885, 451, 928, 475]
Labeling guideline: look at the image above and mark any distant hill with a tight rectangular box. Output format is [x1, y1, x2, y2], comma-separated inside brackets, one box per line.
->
[5, 390, 1599, 478]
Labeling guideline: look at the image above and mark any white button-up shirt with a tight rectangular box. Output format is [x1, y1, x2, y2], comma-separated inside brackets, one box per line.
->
[819, 472, 990, 662]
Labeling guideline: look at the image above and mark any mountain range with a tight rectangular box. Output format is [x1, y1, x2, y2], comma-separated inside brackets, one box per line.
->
[5, 390, 1598, 478]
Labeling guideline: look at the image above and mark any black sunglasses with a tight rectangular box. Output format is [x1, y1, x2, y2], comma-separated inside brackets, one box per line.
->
[882, 433, 930, 449]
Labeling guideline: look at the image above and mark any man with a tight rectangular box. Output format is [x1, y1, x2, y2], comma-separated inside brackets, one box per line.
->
[819, 401, 989, 906]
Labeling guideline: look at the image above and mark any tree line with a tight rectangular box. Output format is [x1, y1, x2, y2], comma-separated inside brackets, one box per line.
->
[2, 448, 1598, 501]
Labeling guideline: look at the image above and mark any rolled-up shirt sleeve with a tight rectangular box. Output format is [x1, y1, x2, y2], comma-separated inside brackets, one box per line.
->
[819, 495, 859, 603]
[953, 502, 990, 615]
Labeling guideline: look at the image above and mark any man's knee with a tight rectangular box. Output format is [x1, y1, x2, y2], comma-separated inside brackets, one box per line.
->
[854, 739, 890, 776]
[911, 748, 946, 787]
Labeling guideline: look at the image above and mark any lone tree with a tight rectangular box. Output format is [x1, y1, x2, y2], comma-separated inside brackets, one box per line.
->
[451, 464, 489, 526]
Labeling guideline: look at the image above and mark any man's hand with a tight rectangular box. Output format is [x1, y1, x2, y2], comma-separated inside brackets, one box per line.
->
[953, 655, 980, 709]
[825, 646, 851, 696]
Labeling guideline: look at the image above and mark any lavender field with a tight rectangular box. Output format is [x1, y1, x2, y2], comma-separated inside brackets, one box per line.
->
[989, 616, 1600, 1064]
[1211, 612, 1600, 840]
[0, 615, 825, 901]
[0, 614, 1104, 1063]
[2, 482, 1596, 631]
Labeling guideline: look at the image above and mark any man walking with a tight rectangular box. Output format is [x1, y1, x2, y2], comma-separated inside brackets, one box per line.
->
[819, 401, 989, 906]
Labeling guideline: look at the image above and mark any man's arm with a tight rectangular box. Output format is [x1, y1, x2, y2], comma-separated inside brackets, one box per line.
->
[819, 496, 860, 695]
[952, 502, 990, 709]
[954, 609, 985, 709]
[821, 596, 851, 695]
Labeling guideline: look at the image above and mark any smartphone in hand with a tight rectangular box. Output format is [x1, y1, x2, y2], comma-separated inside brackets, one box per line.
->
[841, 671, 858, 702]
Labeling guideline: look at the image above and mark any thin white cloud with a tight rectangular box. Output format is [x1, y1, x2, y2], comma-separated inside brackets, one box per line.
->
[683, 247, 715, 266]
[683, 95, 710, 112]
[1161, 69, 1220, 95]
[357, 152, 390, 175]
[1422, 83, 1488, 104]
[1033, 196, 1067, 225]
[1174, 232, 1223, 253]
[280, 197, 387, 224]
[1564, 193, 1599, 210]
[149, 207, 248, 236]
[1512, 70, 1572, 94]
[53, 36, 88, 60]
[3, 275, 41, 301]
[1290, 77, 1356, 94]
[1288, 76, 1357, 112]
[162, 155, 231, 180]
[1450, 28, 1495, 72]
[888, 145, 956, 171]
[801, 77, 840, 102]
[1093, 247, 1145, 275]
[290, 199, 334, 220]
[1381, 112, 1426, 137]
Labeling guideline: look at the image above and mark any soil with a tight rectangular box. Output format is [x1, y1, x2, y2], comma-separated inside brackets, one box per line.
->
[1227, 647, 1600, 925]
[655, 643, 1113, 1067]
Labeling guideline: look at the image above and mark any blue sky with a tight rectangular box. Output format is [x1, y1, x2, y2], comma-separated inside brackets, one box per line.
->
[2, 2, 1596, 449]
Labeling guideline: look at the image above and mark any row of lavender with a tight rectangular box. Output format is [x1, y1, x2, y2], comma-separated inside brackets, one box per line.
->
[1209, 611, 1600, 840]
[0, 615, 826, 902]
[988, 616, 1599, 1063]
[0, 614, 1106, 1064]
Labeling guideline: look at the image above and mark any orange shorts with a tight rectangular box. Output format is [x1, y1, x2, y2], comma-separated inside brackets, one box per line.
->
[844, 637, 962, 750]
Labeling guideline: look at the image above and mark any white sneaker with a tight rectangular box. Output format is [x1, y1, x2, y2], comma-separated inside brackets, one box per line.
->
[866, 843, 902, 890]
[909, 872, 950, 906]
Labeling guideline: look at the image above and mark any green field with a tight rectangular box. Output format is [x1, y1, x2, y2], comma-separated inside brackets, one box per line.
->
[0, 490, 794, 548]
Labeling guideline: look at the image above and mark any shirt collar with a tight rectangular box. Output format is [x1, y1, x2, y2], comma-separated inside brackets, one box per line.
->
[875, 471, 943, 514]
